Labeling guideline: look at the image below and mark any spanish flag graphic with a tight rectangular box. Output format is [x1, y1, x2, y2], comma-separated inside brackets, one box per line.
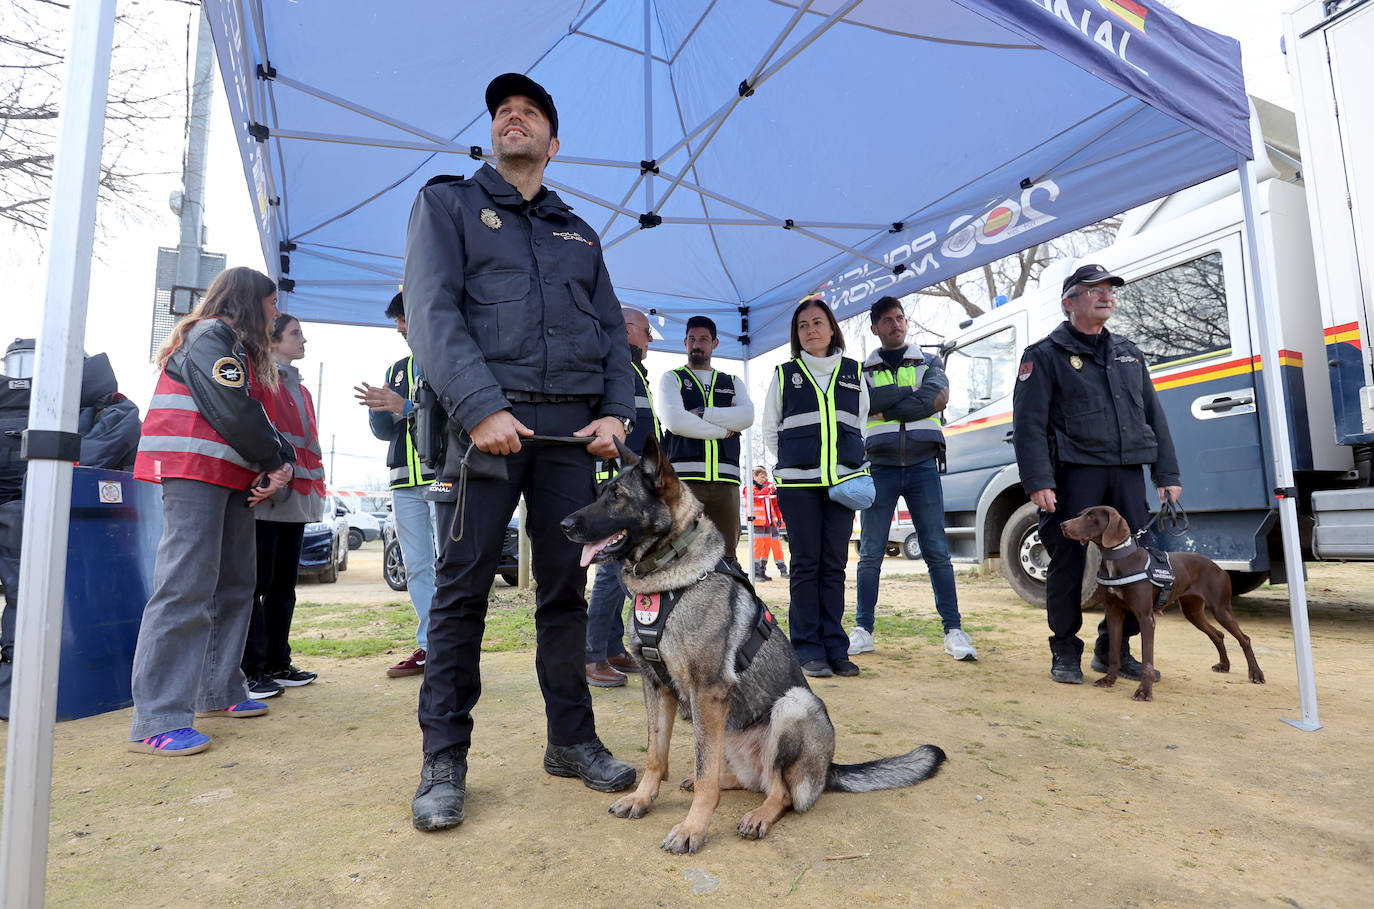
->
[1099, 0, 1147, 33]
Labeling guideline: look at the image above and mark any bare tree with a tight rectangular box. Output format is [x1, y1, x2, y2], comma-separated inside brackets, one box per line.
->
[0, 0, 182, 236]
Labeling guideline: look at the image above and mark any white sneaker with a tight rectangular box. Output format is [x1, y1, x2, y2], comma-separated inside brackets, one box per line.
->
[847, 627, 875, 655]
[943, 628, 978, 661]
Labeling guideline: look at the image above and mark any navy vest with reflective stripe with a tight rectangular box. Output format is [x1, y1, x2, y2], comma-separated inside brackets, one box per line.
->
[386, 356, 435, 489]
[596, 361, 657, 481]
[774, 357, 867, 487]
[663, 367, 741, 484]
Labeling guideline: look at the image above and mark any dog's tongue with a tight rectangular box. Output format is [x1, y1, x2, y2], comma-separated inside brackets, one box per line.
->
[580, 534, 619, 568]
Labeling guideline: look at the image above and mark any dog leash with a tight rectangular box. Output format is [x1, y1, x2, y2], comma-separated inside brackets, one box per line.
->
[1135, 495, 1189, 542]
[447, 434, 594, 543]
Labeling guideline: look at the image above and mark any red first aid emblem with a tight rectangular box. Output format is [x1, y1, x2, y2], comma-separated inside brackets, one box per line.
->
[1017, 361, 1034, 382]
[633, 592, 661, 625]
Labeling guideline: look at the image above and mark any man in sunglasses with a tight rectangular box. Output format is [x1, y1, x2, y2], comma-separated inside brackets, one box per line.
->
[1012, 264, 1182, 685]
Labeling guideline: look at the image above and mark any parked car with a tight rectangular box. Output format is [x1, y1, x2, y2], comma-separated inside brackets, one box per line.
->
[333, 497, 381, 550]
[300, 495, 349, 582]
[851, 507, 923, 561]
[383, 514, 522, 589]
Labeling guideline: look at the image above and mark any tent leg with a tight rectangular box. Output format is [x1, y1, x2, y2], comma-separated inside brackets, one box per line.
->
[1237, 151, 1321, 732]
[742, 347, 756, 573]
[0, 0, 117, 904]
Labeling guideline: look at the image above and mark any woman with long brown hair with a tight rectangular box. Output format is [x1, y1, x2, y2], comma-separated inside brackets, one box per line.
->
[127, 267, 296, 756]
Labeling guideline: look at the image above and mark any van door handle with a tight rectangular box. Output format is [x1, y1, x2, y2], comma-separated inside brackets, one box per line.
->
[1199, 394, 1255, 412]
[1003, 430, 1014, 442]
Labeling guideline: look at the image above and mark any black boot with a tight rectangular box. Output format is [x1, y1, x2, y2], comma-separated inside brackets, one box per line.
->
[544, 738, 636, 792]
[776, 560, 789, 579]
[412, 745, 467, 831]
[753, 559, 771, 581]
[1091, 635, 1161, 682]
[1050, 652, 1083, 684]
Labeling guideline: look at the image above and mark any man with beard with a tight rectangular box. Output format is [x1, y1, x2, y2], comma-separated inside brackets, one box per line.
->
[403, 73, 637, 832]
[657, 316, 754, 556]
[584, 307, 658, 688]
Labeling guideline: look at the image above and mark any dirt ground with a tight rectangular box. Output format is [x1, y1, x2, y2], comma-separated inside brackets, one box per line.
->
[9, 544, 1374, 907]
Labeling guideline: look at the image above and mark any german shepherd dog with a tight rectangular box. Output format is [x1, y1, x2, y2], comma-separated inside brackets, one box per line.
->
[560, 435, 945, 854]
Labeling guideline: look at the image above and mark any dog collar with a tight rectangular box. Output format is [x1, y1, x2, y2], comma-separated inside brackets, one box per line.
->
[631, 517, 703, 578]
[1098, 537, 1138, 561]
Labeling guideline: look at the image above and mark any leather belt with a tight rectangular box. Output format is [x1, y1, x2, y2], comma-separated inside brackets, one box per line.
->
[504, 390, 597, 404]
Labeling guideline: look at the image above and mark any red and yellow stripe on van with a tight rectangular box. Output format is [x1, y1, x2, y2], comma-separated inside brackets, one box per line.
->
[942, 349, 1305, 435]
[1324, 321, 1362, 348]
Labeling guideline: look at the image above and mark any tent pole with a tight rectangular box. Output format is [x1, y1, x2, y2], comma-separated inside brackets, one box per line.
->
[643, 0, 654, 214]
[742, 342, 755, 575]
[0, 0, 117, 904]
[1236, 151, 1320, 732]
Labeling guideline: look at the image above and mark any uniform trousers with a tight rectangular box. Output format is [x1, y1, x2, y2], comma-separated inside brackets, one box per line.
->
[129, 478, 255, 740]
[685, 480, 740, 555]
[243, 520, 304, 676]
[1038, 463, 1149, 659]
[419, 401, 599, 755]
[775, 486, 852, 664]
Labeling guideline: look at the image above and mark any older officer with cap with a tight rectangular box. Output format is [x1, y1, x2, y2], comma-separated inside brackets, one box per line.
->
[1011, 263, 1182, 685]
[403, 72, 637, 831]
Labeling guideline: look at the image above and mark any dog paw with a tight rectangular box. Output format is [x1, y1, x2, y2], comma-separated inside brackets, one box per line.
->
[1211, 662, 1231, 674]
[1093, 676, 1116, 689]
[1132, 687, 1154, 702]
[1250, 668, 1266, 684]
[679, 776, 695, 792]
[737, 812, 772, 840]
[609, 794, 652, 819]
[661, 823, 707, 854]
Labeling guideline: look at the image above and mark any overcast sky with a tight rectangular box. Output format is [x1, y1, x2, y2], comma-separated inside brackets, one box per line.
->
[0, 0, 1302, 488]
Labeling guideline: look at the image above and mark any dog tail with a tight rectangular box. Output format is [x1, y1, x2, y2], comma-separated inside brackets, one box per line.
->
[824, 744, 946, 793]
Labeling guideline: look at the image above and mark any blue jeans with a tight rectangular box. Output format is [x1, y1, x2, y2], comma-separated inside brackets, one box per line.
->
[585, 559, 627, 663]
[392, 485, 436, 650]
[856, 460, 961, 634]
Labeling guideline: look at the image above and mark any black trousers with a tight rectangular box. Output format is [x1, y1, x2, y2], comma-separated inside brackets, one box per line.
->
[775, 486, 852, 664]
[243, 521, 305, 676]
[1038, 463, 1148, 659]
[420, 401, 598, 755]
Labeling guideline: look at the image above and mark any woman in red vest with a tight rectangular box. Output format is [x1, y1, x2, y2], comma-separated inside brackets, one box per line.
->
[747, 466, 788, 581]
[127, 267, 295, 756]
[240, 313, 326, 698]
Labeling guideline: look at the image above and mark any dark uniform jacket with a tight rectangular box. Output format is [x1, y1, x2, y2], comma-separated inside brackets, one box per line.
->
[402, 163, 633, 434]
[1012, 322, 1180, 495]
[864, 345, 948, 467]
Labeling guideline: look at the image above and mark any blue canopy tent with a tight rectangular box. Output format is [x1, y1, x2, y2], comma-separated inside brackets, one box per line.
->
[202, 0, 1252, 358]
[1, 2, 1321, 899]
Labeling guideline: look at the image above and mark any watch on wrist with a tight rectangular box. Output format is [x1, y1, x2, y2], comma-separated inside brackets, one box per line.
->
[614, 416, 634, 434]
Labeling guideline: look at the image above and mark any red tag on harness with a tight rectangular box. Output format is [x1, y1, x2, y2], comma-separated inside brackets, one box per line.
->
[633, 593, 661, 625]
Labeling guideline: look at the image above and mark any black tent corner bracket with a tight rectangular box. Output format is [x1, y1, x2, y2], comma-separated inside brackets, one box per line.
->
[639, 212, 663, 229]
[21, 429, 82, 463]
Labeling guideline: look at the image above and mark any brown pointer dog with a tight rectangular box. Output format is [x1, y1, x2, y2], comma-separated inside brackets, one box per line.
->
[1060, 505, 1265, 701]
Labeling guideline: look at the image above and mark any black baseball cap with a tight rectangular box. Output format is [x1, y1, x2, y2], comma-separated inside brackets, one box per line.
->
[485, 73, 558, 137]
[1062, 263, 1125, 297]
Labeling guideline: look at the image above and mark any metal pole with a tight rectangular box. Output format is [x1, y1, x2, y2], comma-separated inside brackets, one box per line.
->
[1, 0, 117, 904]
[517, 497, 532, 589]
[642, 0, 653, 214]
[1237, 152, 1321, 732]
[329, 433, 337, 485]
[173, 9, 215, 307]
[742, 349, 756, 574]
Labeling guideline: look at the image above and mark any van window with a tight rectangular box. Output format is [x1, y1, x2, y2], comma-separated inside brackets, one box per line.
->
[943, 326, 1019, 423]
[1111, 252, 1230, 366]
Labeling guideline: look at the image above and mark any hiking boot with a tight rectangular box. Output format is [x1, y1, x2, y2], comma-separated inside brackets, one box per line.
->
[586, 660, 627, 688]
[776, 561, 789, 579]
[246, 673, 283, 699]
[127, 727, 211, 756]
[753, 559, 772, 581]
[412, 746, 467, 831]
[543, 738, 636, 792]
[270, 665, 317, 687]
[1091, 651, 1162, 682]
[196, 699, 270, 718]
[943, 628, 979, 661]
[830, 658, 861, 677]
[387, 648, 426, 678]
[801, 659, 834, 678]
[847, 627, 875, 655]
[1050, 654, 1084, 684]
[607, 652, 640, 674]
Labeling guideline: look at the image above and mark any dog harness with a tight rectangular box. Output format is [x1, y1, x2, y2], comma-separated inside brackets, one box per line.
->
[1096, 537, 1177, 609]
[630, 557, 779, 688]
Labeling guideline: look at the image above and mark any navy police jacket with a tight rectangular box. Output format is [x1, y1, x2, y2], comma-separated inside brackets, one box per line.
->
[402, 163, 634, 433]
[1011, 322, 1180, 495]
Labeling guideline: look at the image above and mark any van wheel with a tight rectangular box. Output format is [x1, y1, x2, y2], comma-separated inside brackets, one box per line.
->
[347, 528, 364, 550]
[319, 549, 338, 584]
[500, 570, 519, 587]
[384, 540, 408, 592]
[999, 502, 1098, 608]
[902, 533, 923, 561]
[1227, 570, 1269, 596]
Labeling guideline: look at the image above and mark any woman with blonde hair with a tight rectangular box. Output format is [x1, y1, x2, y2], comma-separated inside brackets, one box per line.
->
[127, 267, 295, 756]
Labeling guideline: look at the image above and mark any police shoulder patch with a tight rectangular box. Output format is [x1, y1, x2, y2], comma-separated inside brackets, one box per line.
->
[1017, 361, 1034, 382]
[212, 357, 246, 388]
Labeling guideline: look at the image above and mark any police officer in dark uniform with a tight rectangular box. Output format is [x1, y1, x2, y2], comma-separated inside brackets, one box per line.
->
[1012, 264, 1182, 685]
[403, 73, 637, 832]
